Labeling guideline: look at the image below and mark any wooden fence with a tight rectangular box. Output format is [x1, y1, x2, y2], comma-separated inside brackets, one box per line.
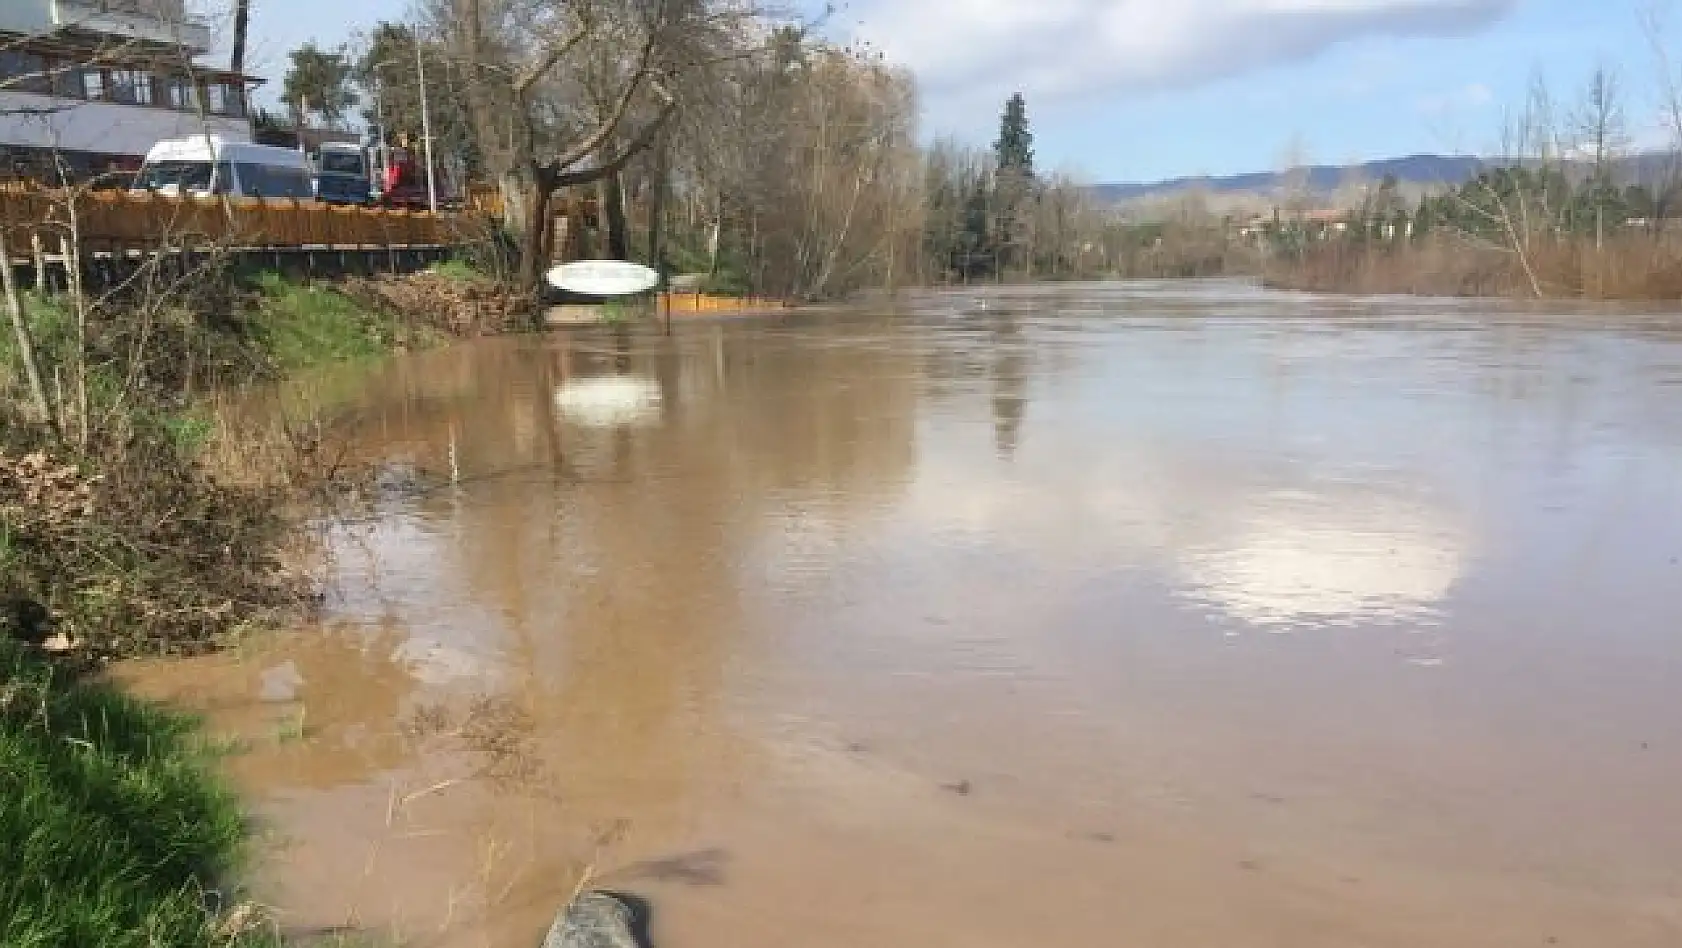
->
[0, 186, 794, 311]
[0, 187, 468, 259]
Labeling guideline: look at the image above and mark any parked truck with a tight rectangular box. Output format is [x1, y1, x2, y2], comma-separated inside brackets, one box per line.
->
[311, 141, 374, 206]
[375, 145, 453, 211]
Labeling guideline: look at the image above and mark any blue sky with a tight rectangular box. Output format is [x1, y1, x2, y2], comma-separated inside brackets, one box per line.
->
[221, 0, 1663, 183]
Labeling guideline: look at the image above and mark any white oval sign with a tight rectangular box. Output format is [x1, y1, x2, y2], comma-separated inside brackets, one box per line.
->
[546, 259, 661, 297]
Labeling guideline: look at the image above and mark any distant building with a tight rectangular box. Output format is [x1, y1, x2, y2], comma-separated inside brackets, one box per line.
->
[0, 0, 256, 183]
[1297, 208, 1350, 232]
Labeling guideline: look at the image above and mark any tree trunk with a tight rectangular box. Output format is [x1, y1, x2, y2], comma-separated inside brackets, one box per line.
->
[708, 196, 723, 275]
[0, 231, 53, 430]
[603, 171, 630, 261]
[499, 172, 529, 239]
[515, 167, 556, 296]
[647, 134, 670, 278]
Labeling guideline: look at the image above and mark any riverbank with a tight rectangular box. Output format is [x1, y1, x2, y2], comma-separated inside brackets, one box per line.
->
[1263, 234, 1682, 301]
[2, 261, 520, 943]
[0, 639, 269, 947]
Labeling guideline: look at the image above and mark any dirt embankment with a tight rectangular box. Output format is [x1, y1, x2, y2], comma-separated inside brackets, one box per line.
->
[1, 263, 531, 947]
[2, 266, 523, 661]
[344, 268, 534, 338]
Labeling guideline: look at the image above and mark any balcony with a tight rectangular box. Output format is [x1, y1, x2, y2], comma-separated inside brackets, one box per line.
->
[50, 0, 211, 54]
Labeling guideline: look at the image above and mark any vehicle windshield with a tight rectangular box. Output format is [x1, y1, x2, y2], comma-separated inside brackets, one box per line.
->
[133, 160, 226, 193]
[315, 174, 368, 198]
[234, 163, 314, 199]
[319, 152, 365, 175]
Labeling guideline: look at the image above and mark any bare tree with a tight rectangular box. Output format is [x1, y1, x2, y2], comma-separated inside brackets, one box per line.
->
[1573, 65, 1629, 174]
[437, 0, 711, 293]
[1571, 64, 1629, 248]
[1277, 133, 1314, 218]
[0, 228, 53, 428]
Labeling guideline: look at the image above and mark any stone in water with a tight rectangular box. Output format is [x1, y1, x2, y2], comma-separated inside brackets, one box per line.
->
[541, 891, 642, 948]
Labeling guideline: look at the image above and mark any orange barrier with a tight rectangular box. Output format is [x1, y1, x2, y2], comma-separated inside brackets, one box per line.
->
[0, 187, 469, 256]
[660, 292, 787, 314]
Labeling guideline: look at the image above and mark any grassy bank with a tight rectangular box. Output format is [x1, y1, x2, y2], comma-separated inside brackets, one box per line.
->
[248, 273, 431, 371]
[3, 263, 509, 945]
[1, 270, 482, 660]
[0, 639, 262, 948]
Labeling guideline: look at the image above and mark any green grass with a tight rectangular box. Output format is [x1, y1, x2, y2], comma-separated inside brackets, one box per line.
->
[0, 640, 266, 948]
[425, 258, 484, 283]
[0, 293, 70, 402]
[665, 241, 754, 296]
[247, 274, 397, 372]
[598, 299, 632, 324]
[159, 411, 217, 456]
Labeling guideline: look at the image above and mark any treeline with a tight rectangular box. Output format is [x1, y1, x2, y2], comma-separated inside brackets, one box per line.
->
[275, 2, 1147, 299]
[1266, 63, 1682, 300]
[918, 94, 1122, 283]
[270, 2, 1682, 303]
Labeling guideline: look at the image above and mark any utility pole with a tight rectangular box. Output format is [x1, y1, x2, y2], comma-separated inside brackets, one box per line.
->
[373, 73, 389, 185]
[416, 34, 438, 213]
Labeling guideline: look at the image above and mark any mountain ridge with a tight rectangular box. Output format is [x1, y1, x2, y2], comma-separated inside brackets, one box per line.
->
[1092, 154, 1483, 205]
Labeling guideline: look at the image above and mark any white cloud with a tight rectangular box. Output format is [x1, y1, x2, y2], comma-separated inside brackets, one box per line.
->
[848, 0, 1513, 117]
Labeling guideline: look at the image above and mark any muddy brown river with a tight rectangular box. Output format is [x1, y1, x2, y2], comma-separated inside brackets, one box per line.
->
[129, 281, 1682, 947]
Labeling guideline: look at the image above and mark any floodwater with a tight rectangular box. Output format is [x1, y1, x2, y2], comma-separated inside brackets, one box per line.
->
[127, 281, 1682, 947]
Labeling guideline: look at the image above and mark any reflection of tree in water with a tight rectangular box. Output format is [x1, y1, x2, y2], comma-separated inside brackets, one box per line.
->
[988, 311, 1029, 459]
[911, 299, 1038, 460]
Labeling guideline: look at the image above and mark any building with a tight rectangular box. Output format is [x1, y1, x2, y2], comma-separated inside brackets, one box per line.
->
[0, 0, 255, 183]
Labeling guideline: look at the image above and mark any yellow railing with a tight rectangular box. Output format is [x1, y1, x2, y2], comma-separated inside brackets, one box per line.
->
[0, 188, 465, 254]
[660, 292, 787, 314]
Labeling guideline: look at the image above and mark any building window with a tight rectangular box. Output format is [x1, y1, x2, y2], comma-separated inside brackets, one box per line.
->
[166, 75, 198, 112]
[204, 81, 247, 118]
[81, 69, 106, 101]
[53, 62, 82, 99]
[0, 51, 51, 95]
[205, 81, 227, 115]
[219, 82, 248, 118]
[109, 69, 154, 106]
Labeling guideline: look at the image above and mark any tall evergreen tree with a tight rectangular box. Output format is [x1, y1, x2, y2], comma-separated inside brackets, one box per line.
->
[992, 92, 1036, 275]
[994, 92, 1035, 181]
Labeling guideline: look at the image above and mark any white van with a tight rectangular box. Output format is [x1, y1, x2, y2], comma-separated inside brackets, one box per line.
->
[131, 135, 316, 200]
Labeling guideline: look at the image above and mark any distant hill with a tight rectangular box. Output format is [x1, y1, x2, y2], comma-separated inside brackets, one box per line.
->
[1092, 154, 1484, 206]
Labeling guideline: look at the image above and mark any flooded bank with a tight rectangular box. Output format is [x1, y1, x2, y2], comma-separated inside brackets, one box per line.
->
[126, 281, 1682, 947]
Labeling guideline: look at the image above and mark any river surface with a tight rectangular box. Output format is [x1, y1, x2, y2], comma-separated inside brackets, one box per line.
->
[128, 281, 1682, 947]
